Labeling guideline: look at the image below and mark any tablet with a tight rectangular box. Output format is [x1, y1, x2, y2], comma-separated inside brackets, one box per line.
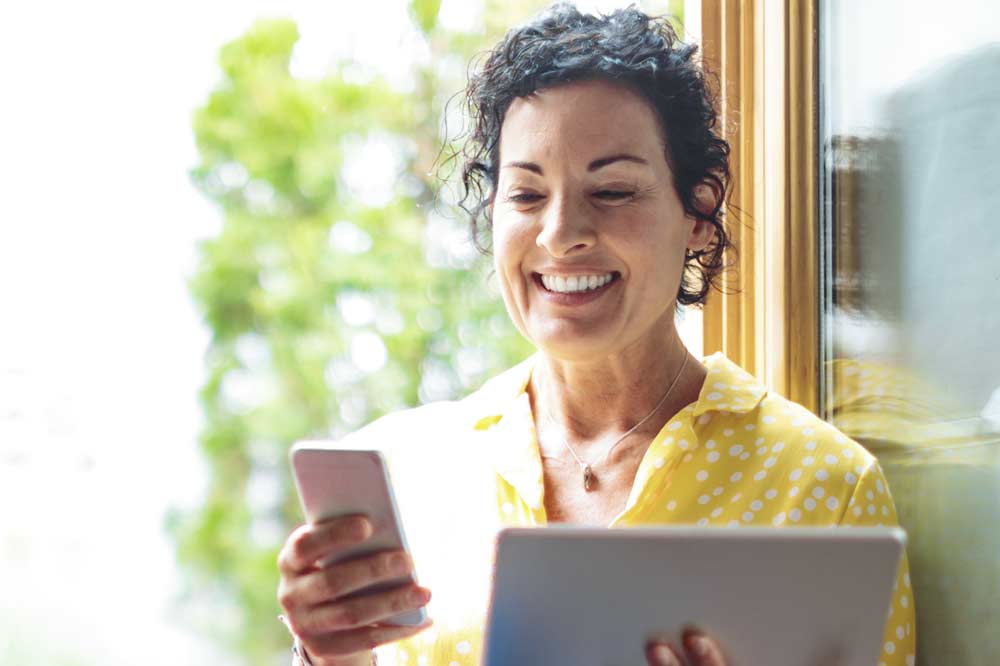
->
[484, 526, 905, 666]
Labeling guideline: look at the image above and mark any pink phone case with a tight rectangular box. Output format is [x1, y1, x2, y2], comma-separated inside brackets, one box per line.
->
[290, 445, 427, 626]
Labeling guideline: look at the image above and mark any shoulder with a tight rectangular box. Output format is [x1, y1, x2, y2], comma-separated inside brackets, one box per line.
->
[338, 353, 536, 452]
[752, 391, 876, 478]
[329, 401, 462, 458]
[731, 390, 880, 519]
[695, 355, 879, 512]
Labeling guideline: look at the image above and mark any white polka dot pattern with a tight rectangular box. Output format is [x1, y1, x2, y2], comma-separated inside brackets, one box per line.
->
[377, 352, 915, 666]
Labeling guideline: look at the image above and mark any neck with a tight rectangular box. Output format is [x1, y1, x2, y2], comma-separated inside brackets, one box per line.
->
[528, 328, 704, 461]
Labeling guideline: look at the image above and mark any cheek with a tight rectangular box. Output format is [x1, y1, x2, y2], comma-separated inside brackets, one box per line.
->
[491, 213, 509, 245]
[492, 213, 530, 267]
[490, 219, 534, 337]
[491, 225, 512, 276]
[491, 220, 525, 297]
[622, 220, 688, 286]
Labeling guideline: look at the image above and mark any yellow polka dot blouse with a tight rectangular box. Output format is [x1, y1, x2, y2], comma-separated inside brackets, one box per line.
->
[334, 352, 915, 666]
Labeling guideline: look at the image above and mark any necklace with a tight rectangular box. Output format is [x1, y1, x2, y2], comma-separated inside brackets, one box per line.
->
[541, 353, 689, 492]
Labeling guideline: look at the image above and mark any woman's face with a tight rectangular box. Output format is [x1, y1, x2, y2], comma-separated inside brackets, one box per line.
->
[491, 79, 713, 362]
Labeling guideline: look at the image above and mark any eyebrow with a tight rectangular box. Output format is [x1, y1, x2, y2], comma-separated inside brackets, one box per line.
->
[501, 153, 649, 175]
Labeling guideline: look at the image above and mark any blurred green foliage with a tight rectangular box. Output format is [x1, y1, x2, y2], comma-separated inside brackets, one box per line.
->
[173, 1, 682, 663]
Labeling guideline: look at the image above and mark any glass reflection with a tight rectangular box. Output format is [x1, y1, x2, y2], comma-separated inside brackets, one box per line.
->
[820, 2, 1000, 664]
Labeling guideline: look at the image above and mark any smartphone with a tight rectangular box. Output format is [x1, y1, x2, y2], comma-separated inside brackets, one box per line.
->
[289, 443, 427, 626]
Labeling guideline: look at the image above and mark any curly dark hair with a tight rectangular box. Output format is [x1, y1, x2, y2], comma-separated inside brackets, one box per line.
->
[456, 2, 733, 307]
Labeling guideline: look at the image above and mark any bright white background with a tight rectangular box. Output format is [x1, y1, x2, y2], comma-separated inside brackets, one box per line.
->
[0, 1, 698, 664]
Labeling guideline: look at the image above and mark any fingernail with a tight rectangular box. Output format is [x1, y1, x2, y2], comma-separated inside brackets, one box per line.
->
[354, 518, 372, 539]
[413, 586, 432, 604]
[650, 644, 674, 665]
[683, 633, 710, 658]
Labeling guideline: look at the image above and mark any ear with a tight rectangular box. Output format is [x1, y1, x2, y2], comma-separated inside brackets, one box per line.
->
[686, 217, 716, 253]
[685, 182, 720, 252]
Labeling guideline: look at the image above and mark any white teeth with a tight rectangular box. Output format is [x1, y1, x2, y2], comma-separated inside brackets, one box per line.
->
[540, 272, 615, 293]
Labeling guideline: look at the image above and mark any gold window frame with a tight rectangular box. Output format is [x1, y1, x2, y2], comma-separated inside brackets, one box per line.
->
[700, 0, 819, 412]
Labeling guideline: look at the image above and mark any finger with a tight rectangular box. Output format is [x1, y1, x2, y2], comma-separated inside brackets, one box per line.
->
[646, 642, 684, 666]
[301, 584, 432, 634]
[682, 630, 727, 666]
[301, 618, 433, 662]
[294, 550, 414, 607]
[278, 516, 372, 575]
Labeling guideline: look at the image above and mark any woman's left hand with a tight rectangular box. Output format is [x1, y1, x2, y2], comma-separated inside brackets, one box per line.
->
[646, 630, 727, 666]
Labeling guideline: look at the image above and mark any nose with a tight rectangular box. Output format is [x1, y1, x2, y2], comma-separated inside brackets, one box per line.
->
[535, 195, 597, 258]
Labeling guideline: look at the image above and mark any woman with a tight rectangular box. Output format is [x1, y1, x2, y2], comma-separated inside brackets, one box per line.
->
[277, 5, 916, 665]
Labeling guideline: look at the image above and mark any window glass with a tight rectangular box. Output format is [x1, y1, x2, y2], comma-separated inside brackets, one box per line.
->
[819, 2, 1000, 663]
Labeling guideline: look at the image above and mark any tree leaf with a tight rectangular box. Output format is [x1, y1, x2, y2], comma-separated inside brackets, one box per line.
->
[410, 0, 442, 34]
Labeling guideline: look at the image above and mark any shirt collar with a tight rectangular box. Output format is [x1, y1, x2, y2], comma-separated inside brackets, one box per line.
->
[691, 352, 768, 418]
[465, 351, 768, 508]
[466, 352, 545, 510]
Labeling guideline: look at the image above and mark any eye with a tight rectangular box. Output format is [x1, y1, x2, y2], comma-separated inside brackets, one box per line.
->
[506, 192, 545, 204]
[594, 190, 636, 201]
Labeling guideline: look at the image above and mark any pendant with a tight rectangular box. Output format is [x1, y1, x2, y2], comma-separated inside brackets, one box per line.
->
[583, 465, 595, 492]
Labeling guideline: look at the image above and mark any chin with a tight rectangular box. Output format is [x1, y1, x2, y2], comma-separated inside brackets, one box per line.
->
[530, 331, 618, 363]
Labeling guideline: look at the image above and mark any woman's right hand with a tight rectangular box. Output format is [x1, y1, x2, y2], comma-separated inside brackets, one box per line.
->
[277, 515, 433, 666]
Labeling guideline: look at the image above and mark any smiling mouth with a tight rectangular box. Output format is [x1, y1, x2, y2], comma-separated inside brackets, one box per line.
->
[533, 272, 621, 293]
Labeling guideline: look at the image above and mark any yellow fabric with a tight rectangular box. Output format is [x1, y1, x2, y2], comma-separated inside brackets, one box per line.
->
[354, 352, 915, 666]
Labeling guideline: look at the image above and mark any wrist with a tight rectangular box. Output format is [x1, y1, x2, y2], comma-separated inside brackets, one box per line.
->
[279, 614, 376, 666]
[304, 646, 375, 666]
[292, 635, 375, 666]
